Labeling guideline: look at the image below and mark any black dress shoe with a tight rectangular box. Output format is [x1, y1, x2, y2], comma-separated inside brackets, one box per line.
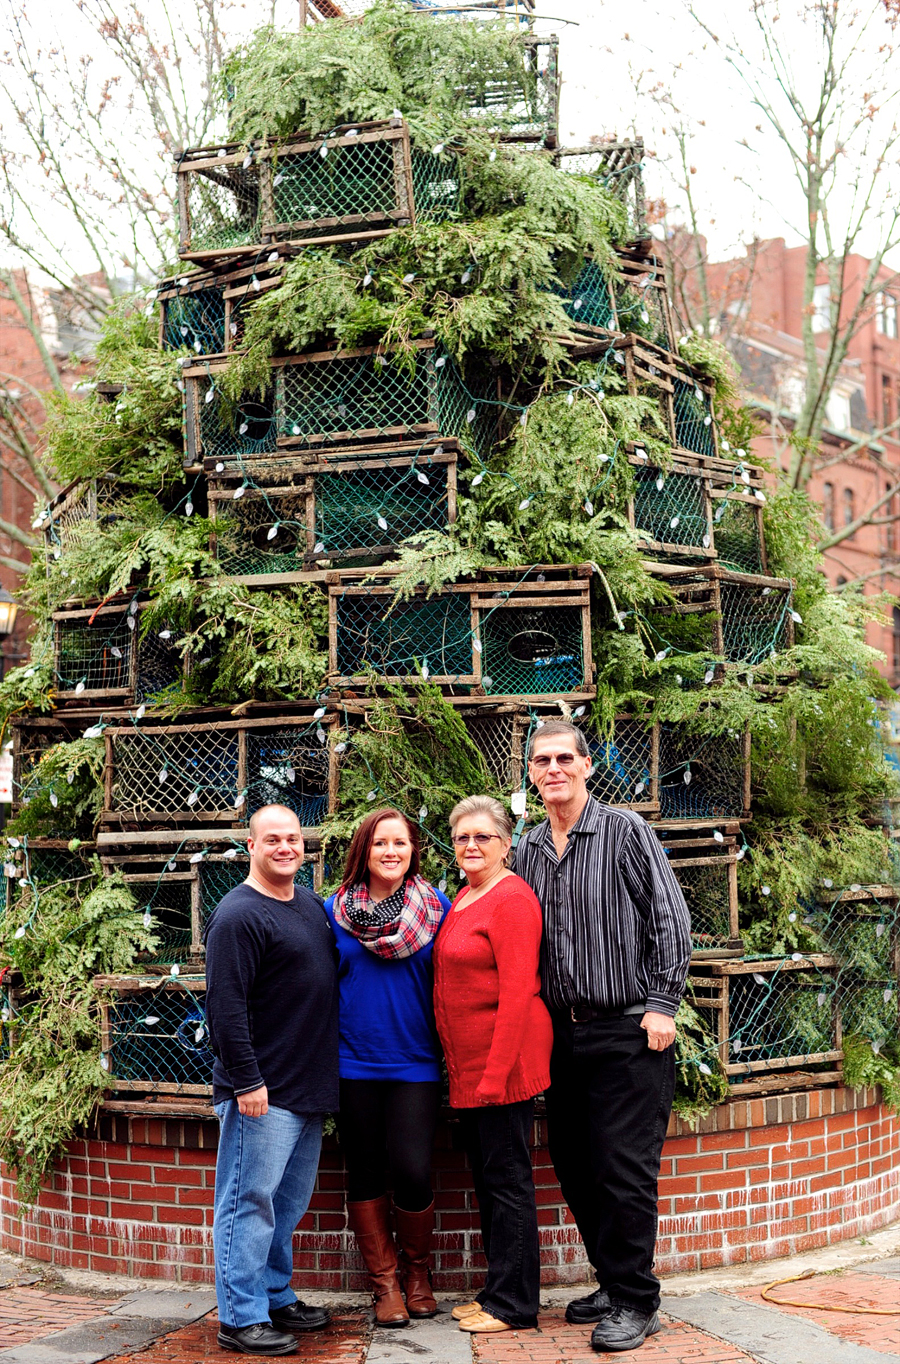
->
[270, 1300, 331, 1332]
[217, 1322, 298, 1354]
[590, 1306, 660, 1352]
[565, 1286, 612, 1323]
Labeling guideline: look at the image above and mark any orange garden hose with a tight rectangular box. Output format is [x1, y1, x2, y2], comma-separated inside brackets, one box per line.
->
[762, 1268, 900, 1315]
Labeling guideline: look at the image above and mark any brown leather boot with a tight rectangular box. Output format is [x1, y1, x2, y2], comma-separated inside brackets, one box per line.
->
[347, 1196, 409, 1328]
[394, 1201, 439, 1318]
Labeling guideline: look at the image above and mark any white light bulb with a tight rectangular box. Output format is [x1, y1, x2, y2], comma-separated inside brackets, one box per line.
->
[417, 471, 429, 484]
[471, 473, 484, 487]
[584, 500, 594, 516]
[377, 515, 388, 531]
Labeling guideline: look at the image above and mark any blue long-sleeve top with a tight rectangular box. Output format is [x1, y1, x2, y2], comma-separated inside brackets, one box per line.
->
[324, 888, 451, 1082]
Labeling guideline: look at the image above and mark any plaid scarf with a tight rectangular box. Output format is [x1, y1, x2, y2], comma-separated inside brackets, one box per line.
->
[332, 875, 445, 961]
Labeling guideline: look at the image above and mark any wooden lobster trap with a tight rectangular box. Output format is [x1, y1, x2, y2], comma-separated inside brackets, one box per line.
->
[657, 722, 751, 822]
[9, 715, 82, 814]
[176, 119, 459, 263]
[40, 476, 127, 564]
[4, 838, 96, 917]
[629, 457, 715, 560]
[686, 955, 843, 1096]
[52, 602, 184, 706]
[615, 336, 721, 462]
[182, 341, 497, 467]
[645, 563, 795, 669]
[558, 141, 646, 239]
[806, 885, 900, 982]
[206, 442, 458, 581]
[102, 711, 339, 831]
[329, 564, 595, 701]
[551, 249, 673, 351]
[158, 259, 283, 357]
[459, 707, 658, 813]
[466, 33, 560, 146]
[658, 830, 742, 958]
[97, 834, 324, 968]
[95, 974, 213, 1101]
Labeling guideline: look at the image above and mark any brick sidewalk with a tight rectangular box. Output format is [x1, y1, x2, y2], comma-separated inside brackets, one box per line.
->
[0, 1285, 119, 1348]
[738, 1270, 900, 1357]
[102, 1309, 371, 1363]
[471, 1313, 755, 1363]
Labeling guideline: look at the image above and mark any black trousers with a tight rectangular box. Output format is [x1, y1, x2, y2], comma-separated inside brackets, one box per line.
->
[544, 1014, 675, 1313]
[338, 1078, 441, 1211]
[458, 1098, 540, 1329]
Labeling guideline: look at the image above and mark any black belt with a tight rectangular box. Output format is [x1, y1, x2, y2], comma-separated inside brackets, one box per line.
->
[559, 1004, 645, 1024]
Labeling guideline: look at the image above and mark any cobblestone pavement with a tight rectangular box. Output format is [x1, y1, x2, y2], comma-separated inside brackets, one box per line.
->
[2, 1254, 899, 1363]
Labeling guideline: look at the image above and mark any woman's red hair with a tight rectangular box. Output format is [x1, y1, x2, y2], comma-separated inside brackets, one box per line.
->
[340, 807, 421, 891]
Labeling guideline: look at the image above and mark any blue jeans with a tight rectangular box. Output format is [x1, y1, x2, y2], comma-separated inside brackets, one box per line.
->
[213, 1100, 323, 1329]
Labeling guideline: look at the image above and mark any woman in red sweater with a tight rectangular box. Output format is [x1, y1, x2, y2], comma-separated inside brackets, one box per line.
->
[433, 795, 553, 1335]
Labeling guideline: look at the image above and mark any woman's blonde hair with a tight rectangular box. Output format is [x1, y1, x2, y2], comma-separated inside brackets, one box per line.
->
[448, 794, 513, 842]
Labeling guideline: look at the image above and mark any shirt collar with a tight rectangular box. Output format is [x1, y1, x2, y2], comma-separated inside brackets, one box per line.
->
[533, 795, 602, 849]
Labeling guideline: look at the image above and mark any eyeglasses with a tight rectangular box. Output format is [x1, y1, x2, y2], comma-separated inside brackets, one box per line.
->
[530, 752, 580, 769]
[452, 833, 503, 847]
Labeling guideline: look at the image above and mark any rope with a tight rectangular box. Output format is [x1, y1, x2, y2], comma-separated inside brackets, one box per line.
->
[761, 1269, 900, 1316]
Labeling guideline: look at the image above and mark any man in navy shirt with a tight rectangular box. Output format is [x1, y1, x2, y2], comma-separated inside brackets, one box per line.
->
[206, 804, 339, 1356]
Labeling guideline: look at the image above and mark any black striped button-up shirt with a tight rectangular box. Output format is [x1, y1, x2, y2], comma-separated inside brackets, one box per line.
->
[514, 798, 692, 1018]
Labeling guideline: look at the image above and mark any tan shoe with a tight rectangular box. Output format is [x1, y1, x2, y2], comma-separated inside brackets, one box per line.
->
[451, 1301, 482, 1321]
[458, 1311, 513, 1333]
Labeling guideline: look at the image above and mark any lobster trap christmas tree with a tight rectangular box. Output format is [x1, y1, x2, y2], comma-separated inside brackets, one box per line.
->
[1, 0, 898, 1201]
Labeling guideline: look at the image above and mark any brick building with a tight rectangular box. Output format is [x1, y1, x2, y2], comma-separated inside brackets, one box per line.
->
[675, 237, 900, 684]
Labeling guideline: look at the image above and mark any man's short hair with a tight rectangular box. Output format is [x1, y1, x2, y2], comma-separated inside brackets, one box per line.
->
[248, 804, 302, 840]
[527, 720, 590, 762]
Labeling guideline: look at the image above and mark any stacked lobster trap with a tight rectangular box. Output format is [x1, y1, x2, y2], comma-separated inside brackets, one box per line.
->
[16, 13, 884, 1117]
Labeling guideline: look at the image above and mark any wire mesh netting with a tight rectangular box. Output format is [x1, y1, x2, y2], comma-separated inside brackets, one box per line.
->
[182, 160, 263, 256]
[658, 726, 746, 819]
[246, 728, 330, 824]
[212, 459, 451, 573]
[552, 258, 615, 331]
[688, 961, 840, 1080]
[587, 716, 654, 807]
[161, 285, 226, 355]
[720, 578, 792, 664]
[481, 605, 586, 696]
[462, 711, 521, 788]
[277, 348, 495, 458]
[806, 892, 899, 980]
[410, 150, 462, 221]
[666, 855, 738, 952]
[633, 467, 710, 550]
[673, 378, 716, 458]
[615, 274, 671, 349]
[54, 612, 183, 702]
[127, 874, 195, 965]
[840, 980, 898, 1047]
[55, 614, 132, 694]
[191, 379, 278, 463]
[335, 591, 474, 681]
[105, 986, 213, 1092]
[44, 478, 123, 559]
[110, 730, 240, 817]
[712, 499, 765, 575]
[460, 34, 559, 143]
[559, 142, 645, 238]
[197, 853, 318, 927]
[8, 843, 91, 888]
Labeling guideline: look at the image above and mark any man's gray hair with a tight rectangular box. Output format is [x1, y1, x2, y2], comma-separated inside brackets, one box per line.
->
[527, 720, 590, 762]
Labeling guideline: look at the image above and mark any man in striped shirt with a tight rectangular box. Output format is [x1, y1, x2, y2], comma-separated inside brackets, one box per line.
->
[514, 721, 691, 1354]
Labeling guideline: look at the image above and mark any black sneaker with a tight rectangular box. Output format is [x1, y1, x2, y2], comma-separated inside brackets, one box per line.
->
[217, 1322, 298, 1354]
[270, 1300, 331, 1332]
[566, 1286, 612, 1324]
[590, 1306, 660, 1353]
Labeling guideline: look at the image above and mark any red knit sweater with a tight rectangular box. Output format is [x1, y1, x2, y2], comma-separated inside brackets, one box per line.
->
[433, 874, 553, 1108]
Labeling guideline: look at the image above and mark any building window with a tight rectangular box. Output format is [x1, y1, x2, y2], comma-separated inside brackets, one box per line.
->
[877, 292, 899, 339]
[883, 374, 894, 429]
[826, 391, 851, 432]
[822, 481, 835, 530]
[843, 488, 855, 527]
[812, 282, 831, 333]
[836, 576, 848, 588]
[893, 607, 900, 673]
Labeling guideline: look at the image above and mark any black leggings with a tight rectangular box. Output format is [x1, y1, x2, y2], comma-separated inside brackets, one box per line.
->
[338, 1078, 441, 1211]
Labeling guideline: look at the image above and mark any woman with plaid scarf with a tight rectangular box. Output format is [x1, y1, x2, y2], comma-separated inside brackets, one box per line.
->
[324, 807, 451, 1327]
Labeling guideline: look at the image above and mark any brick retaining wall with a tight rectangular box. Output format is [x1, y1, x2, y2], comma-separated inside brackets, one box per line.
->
[1, 1087, 896, 1286]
